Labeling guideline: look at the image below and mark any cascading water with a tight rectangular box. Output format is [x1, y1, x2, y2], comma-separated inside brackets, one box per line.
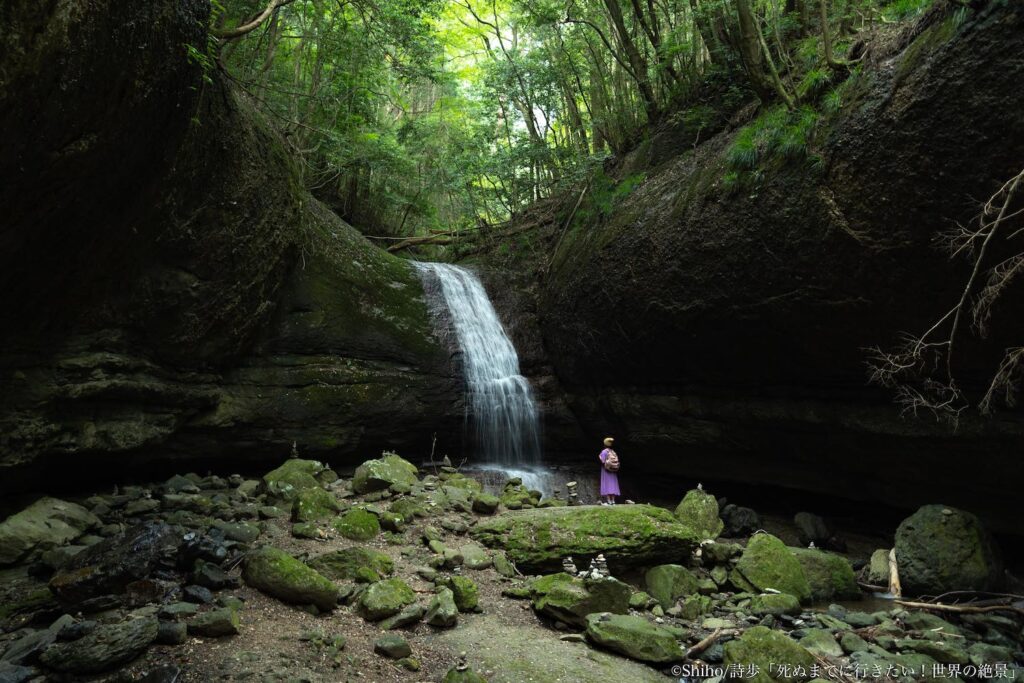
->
[416, 263, 550, 492]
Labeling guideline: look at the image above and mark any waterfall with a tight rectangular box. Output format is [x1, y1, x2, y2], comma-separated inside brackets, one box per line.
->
[416, 263, 542, 472]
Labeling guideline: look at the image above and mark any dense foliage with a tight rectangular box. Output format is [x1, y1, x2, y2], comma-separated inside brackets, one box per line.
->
[208, 0, 936, 240]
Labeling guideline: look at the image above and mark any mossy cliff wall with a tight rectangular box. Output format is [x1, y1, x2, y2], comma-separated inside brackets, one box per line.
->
[534, 2, 1024, 529]
[0, 0, 461, 492]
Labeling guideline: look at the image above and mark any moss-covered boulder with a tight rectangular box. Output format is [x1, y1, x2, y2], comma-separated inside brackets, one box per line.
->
[425, 586, 458, 627]
[242, 547, 337, 612]
[674, 489, 724, 539]
[352, 454, 419, 494]
[894, 505, 1003, 596]
[334, 508, 380, 541]
[749, 592, 801, 616]
[799, 629, 843, 658]
[644, 564, 700, 609]
[530, 573, 632, 627]
[470, 504, 699, 572]
[0, 497, 99, 565]
[472, 493, 500, 515]
[734, 534, 812, 603]
[723, 626, 815, 683]
[357, 578, 417, 621]
[584, 613, 683, 663]
[500, 480, 539, 510]
[292, 487, 341, 523]
[443, 576, 480, 612]
[309, 548, 393, 582]
[866, 549, 891, 586]
[262, 459, 326, 501]
[790, 547, 860, 602]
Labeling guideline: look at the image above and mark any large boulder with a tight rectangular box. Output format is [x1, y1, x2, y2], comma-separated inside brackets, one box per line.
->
[49, 522, 181, 605]
[734, 534, 811, 603]
[530, 573, 632, 627]
[356, 578, 417, 621]
[644, 564, 700, 609]
[334, 508, 380, 541]
[894, 505, 1003, 595]
[674, 489, 723, 539]
[242, 547, 337, 612]
[291, 486, 341, 523]
[584, 613, 683, 663]
[308, 548, 393, 582]
[790, 547, 860, 602]
[0, 498, 99, 565]
[262, 459, 325, 501]
[39, 616, 158, 674]
[352, 454, 419, 494]
[470, 504, 699, 572]
[722, 626, 815, 683]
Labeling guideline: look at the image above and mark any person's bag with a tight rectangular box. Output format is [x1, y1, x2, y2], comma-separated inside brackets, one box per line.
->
[604, 451, 620, 473]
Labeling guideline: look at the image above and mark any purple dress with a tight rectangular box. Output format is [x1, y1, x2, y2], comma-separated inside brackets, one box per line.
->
[599, 448, 621, 496]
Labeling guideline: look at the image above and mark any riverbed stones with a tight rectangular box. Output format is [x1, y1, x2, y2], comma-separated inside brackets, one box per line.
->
[723, 626, 815, 683]
[461, 543, 492, 570]
[374, 634, 412, 659]
[674, 489, 723, 539]
[356, 578, 416, 621]
[734, 533, 812, 603]
[425, 587, 458, 627]
[790, 547, 860, 602]
[470, 504, 699, 571]
[352, 454, 419, 494]
[530, 573, 632, 627]
[334, 508, 380, 541]
[0, 498, 99, 565]
[894, 505, 1002, 595]
[187, 608, 240, 637]
[749, 592, 801, 616]
[800, 629, 843, 657]
[584, 613, 682, 663]
[644, 564, 700, 609]
[309, 547, 393, 582]
[242, 547, 337, 612]
[39, 615, 158, 674]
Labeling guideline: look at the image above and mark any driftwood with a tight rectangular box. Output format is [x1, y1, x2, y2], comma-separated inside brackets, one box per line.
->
[683, 628, 725, 659]
[895, 599, 1024, 617]
[888, 548, 902, 598]
[386, 234, 456, 252]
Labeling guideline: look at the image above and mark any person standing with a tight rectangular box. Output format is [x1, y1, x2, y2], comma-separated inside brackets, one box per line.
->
[599, 437, 620, 505]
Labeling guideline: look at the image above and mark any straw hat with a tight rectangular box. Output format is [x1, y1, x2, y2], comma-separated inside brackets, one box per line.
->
[603, 437, 614, 446]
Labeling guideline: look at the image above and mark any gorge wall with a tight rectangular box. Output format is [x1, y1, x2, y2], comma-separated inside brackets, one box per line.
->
[533, 1, 1024, 531]
[0, 0, 462, 496]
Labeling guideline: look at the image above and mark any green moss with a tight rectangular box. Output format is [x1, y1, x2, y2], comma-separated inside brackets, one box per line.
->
[291, 486, 340, 523]
[334, 508, 381, 541]
[352, 453, 419, 494]
[444, 576, 480, 612]
[790, 547, 860, 602]
[357, 578, 417, 621]
[242, 546, 337, 611]
[308, 547, 393, 582]
[471, 504, 698, 572]
[0, 587, 57, 621]
[584, 613, 683, 663]
[673, 488, 724, 539]
[644, 564, 700, 609]
[262, 459, 325, 501]
[735, 533, 812, 603]
[896, 14, 960, 83]
[723, 626, 815, 683]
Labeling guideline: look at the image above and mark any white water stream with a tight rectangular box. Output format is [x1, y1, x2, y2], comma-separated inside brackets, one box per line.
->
[416, 263, 548, 489]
